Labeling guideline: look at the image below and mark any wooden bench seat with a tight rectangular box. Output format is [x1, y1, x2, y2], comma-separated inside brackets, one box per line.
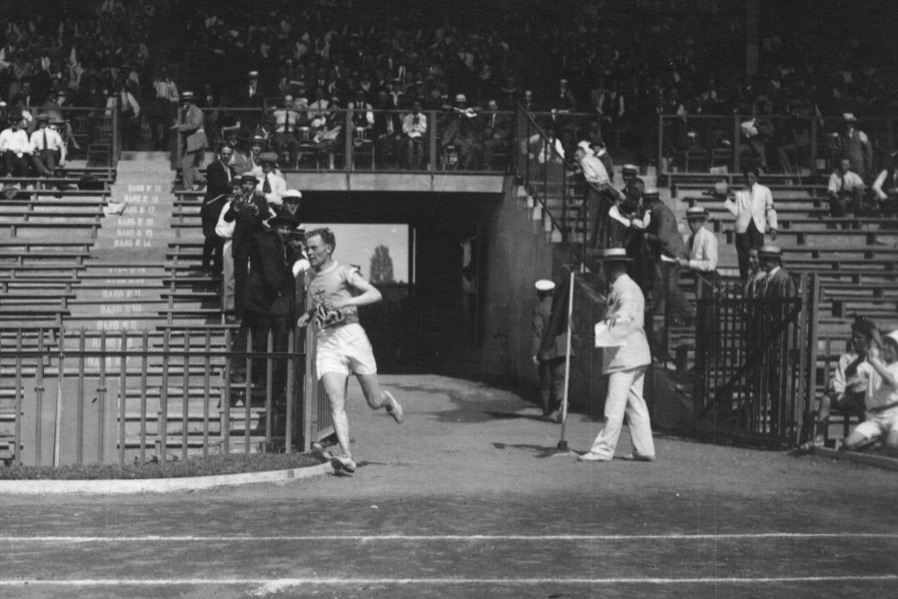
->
[0, 220, 101, 237]
[722, 227, 893, 246]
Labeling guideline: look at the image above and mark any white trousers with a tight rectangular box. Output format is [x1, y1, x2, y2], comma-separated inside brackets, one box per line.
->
[222, 240, 235, 312]
[589, 366, 655, 459]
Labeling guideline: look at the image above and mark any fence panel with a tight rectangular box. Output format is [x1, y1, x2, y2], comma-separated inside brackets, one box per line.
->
[693, 275, 819, 446]
[0, 327, 306, 467]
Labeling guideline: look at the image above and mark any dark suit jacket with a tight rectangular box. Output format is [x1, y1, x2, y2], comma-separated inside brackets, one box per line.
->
[205, 159, 235, 203]
[646, 201, 689, 260]
[202, 159, 235, 222]
[245, 229, 297, 317]
[763, 267, 796, 300]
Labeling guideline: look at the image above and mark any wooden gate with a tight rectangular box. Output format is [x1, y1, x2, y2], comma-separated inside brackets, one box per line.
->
[693, 274, 820, 446]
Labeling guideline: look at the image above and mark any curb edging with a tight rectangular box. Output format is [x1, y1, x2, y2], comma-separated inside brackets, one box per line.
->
[814, 447, 898, 472]
[0, 463, 331, 495]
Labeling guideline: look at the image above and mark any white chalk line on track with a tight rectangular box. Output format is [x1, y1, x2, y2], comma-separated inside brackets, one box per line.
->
[0, 576, 896, 586]
[3, 533, 898, 543]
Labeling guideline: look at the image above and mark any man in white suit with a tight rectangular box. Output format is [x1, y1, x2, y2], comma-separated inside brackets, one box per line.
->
[580, 248, 656, 463]
[724, 168, 777, 280]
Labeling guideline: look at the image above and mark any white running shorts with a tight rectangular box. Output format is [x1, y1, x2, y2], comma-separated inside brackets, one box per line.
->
[315, 323, 378, 379]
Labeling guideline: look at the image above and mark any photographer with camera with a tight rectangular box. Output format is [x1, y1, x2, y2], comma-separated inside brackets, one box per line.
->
[803, 317, 878, 450]
[223, 173, 273, 324]
[843, 328, 898, 453]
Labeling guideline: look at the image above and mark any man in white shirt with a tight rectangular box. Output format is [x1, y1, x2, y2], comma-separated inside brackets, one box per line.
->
[827, 157, 865, 217]
[724, 168, 777, 280]
[0, 116, 32, 177]
[256, 153, 286, 207]
[401, 101, 427, 169]
[269, 94, 302, 168]
[30, 114, 66, 177]
[678, 207, 718, 271]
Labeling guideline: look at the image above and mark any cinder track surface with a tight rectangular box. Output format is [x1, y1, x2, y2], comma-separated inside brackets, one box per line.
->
[2, 375, 896, 598]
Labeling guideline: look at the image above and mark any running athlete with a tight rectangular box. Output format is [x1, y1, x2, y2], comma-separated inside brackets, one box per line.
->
[297, 228, 404, 474]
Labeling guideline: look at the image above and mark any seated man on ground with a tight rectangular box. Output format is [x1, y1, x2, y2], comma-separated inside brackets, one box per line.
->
[842, 330, 898, 454]
[806, 317, 877, 449]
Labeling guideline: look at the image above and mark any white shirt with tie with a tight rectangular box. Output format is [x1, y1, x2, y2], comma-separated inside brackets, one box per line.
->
[0, 128, 32, 156]
[30, 127, 66, 163]
[257, 172, 286, 207]
[682, 225, 718, 272]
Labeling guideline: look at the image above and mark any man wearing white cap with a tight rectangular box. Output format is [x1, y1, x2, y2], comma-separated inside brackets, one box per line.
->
[579, 248, 656, 462]
[843, 330, 898, 451]
[575, 140, 611, 248]
[531, 279, 571, 422]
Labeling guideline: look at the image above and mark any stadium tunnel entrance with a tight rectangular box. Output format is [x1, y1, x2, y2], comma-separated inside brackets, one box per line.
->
[297, 183, 553, 383]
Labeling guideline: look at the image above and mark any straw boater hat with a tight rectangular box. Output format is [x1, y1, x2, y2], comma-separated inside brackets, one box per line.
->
[622, 164, 639, 174]
[758, 244, 782, 259]
[642, 188, 661, 201]
[885, 330, 898, 347]
[240, 173, 259, 183]
[535, 279, 555, 292]
[250, 135, 266, 146]
[259, 151, 278, 164]
[686, 207, 710, 221]
[282, 189, 302, 202]
[592, 247, 632, 262]
[181, 90, 195, 101]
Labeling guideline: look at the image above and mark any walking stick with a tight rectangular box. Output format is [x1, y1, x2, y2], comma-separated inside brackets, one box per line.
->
[557, 269, 576, 451]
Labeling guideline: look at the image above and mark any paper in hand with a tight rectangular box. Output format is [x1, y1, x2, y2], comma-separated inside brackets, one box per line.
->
[594, 321, 628, 348]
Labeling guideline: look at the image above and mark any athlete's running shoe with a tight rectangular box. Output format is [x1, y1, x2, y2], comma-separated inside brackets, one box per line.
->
[384, 391, 404, 424]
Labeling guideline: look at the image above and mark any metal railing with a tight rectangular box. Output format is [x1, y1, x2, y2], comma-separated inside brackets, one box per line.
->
[0, 327, 304, 467]
[659, 114, 896, 181]
[186, 106, 518, 174]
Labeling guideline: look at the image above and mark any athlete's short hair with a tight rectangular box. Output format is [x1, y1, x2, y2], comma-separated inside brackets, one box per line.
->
[305, 227, 336, 252]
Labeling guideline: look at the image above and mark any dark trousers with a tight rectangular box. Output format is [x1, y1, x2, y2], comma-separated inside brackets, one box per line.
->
[232, 236, 251, 319]
[32, 149, 58, 176]
[201, 218, 224, 274]
[652, 262, 695, 324]
[829, 189, 865, 217]
[538, 357, 567, 415]
[233, 310, 291, 395]
[735, 220, 765, 280]
[4, 151, 29, 177]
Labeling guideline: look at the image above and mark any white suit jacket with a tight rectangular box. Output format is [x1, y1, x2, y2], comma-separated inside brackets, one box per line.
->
[724, 183, 777, 234]
[601, 274, 651, 374]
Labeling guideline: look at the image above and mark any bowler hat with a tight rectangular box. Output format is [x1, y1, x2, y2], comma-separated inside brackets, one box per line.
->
[268, 213, 297, 228]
